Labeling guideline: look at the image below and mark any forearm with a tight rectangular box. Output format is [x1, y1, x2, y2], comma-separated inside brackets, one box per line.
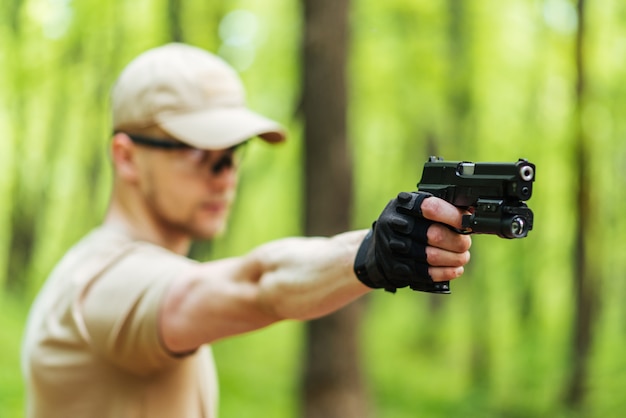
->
[252, 230, 371, 321]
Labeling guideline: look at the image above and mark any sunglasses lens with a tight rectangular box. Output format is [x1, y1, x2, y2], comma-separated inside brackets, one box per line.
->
[211, 154, 234, 174]
[176, 142, 248, 175]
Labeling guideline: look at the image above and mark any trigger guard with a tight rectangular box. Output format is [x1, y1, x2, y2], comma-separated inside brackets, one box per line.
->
[456, 214, 474, 234]
[449, 225, 472, 235]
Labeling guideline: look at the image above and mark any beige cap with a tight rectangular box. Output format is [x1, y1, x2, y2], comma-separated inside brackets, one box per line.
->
[111, 43, 286, 149]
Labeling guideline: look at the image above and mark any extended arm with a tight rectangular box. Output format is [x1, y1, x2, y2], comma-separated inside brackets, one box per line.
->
[160, 230, 370, 352]
[160, 196, 471, 353]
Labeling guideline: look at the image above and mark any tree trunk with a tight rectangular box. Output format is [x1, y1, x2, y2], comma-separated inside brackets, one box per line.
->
[5, 0, 34, 294]
[300, 1, 369, 417]
[167, 0, 184, 42]
[564, 0, 598, 408]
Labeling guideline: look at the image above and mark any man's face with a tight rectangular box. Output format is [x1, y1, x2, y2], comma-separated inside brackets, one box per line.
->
[133, 140, 241, 240]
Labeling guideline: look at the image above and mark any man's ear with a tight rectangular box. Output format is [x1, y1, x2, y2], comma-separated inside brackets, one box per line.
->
[111, 133, 140, 182]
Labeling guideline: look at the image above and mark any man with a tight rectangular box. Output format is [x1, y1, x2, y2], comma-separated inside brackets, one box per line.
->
[21, 43, 471, 417]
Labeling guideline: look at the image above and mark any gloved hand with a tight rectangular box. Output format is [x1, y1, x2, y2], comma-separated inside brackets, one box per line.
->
[353, 191, 450, 294]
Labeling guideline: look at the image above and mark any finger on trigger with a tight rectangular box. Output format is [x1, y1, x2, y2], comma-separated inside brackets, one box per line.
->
[419, 197, 467, 229]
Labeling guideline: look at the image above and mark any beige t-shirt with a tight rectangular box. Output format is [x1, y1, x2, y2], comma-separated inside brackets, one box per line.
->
[22, 227, 218, 418]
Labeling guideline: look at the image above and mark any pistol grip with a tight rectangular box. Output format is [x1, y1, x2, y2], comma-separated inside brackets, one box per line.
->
[410, 280, 451, 294]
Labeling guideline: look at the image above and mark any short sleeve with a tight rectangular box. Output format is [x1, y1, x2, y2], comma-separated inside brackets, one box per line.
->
[81, 244, 197, 376]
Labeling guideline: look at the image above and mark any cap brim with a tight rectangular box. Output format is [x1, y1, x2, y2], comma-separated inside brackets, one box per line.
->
[156, 107, 286, 150]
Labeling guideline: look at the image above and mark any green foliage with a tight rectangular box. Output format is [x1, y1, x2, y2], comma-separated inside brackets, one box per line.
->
[2, 0, 626, 417]
[0, 294, 28, 418]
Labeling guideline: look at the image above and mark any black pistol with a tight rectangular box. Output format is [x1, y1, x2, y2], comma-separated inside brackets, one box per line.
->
[414, 156, 536, 293]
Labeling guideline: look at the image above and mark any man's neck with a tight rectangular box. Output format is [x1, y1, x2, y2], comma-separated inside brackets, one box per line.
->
[103, 196, 192, 256]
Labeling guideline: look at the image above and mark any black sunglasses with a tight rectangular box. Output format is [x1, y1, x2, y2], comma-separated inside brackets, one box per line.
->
[126, 134, 193, 150]
[125, 133, 245, 175]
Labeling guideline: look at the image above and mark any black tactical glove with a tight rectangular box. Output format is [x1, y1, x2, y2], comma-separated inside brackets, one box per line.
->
[353, 191, 450, 294]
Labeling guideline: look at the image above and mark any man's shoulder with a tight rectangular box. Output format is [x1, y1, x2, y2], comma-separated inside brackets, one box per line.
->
[76, 226, 190, 261]
[48, 226, 194, 290]
[80, 226, 196, 278]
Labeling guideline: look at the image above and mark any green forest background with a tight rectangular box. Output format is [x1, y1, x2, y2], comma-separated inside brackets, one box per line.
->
[2, 0, 626, 417]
